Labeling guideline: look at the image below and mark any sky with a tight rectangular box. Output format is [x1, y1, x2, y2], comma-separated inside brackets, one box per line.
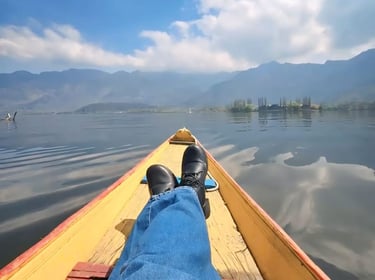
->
[1, 0, 375, 73]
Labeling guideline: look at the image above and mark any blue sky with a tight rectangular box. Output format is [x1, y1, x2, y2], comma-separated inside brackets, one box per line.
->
[1, 0, 198, 52]
[1, 0, 375, 73]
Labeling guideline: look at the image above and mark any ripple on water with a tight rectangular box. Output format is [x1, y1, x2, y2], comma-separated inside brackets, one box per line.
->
[0, 144, 150, 234]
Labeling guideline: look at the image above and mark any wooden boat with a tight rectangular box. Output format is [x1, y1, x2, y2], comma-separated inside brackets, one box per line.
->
[0, 112, 17, 122]
[0, 128, 329, 280]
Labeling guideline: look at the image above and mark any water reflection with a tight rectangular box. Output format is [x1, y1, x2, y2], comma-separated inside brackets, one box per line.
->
[210, 145, 375, 279]
[6, 121, 17, 130]
[0, 144, 150, 234]
[257, 110, 314, 129]
[227, 112, 253, 132]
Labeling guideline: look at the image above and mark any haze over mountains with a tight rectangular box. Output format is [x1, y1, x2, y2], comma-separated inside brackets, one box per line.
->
[1, 49, 374, 112]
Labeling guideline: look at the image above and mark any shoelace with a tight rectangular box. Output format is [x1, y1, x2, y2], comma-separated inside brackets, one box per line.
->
[181, 173, 201, 187]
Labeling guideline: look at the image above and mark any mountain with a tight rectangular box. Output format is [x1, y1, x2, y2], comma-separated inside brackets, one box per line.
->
[0, 49, 374, 112]
[0, 70, 233, 111]
[199, 49, 375, 106]
[0, 69, 110, 111]
[75, 102, 155, 113]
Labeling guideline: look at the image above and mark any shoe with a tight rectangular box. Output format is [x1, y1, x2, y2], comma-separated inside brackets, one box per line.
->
[180, 144, 210, 218]
[146, 164, 178, 196]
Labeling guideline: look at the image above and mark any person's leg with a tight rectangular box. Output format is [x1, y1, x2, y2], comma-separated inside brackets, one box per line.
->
[109, 145, 219, 279]
[109, 187, 220, 280]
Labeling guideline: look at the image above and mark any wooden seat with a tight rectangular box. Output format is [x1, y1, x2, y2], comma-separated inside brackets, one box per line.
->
[67, 261, 234, 280]
[66, 262, 113, 280]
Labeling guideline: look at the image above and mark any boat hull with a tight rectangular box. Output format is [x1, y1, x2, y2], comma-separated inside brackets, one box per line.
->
[0, 128, 328, 280]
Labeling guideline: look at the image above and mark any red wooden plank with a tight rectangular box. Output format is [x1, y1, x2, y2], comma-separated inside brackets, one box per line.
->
[66, 262, 113, 279]
[68, 270, 109, 278]
[73, 262, 112, 273]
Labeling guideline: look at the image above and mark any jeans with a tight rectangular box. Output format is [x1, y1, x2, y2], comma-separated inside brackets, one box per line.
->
[109, 187, 220, 280]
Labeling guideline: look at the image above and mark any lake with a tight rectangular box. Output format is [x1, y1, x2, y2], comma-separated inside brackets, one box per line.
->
[0, 110, 374, 279]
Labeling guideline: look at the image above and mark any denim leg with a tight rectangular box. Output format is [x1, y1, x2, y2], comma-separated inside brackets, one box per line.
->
[109, 187, 220, 280]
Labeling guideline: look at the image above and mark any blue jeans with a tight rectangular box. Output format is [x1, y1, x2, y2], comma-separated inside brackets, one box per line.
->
[109, 187, 220, 280]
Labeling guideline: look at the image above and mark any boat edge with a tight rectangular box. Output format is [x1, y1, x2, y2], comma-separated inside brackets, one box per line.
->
[0, 135, 174, 279]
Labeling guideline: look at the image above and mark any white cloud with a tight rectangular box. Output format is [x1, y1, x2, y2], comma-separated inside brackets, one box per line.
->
[193, 0, 343, 64]
[1, 0, 375, 72]
[0, 24, 142, 68]
[135, 30, 249, 72]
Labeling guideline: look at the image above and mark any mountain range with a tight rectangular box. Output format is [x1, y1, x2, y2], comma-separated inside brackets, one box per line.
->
[1, 49, 375, 112]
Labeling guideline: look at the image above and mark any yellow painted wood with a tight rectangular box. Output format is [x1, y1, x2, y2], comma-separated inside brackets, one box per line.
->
[206, 190, 262, 280]
[88, 184, 149, 265]
[89, 143, 262, 279]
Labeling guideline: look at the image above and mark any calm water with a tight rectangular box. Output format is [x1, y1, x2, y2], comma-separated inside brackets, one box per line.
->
[0, 111, 374, 279]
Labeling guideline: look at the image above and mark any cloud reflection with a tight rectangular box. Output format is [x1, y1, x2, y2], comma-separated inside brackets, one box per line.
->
[0, 144, 150, 233]
[211, 145, 375, 279]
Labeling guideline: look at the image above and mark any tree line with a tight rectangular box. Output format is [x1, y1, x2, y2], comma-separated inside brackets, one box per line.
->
[229, 97, 316, 112]
[229, 97, 375, 112]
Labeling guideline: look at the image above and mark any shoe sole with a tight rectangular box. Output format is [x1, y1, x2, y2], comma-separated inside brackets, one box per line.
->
[203, 198, 210, 219]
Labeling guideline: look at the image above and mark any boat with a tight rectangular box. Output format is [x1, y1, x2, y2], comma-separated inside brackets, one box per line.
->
[0, 128, 329, 280]
[1, 112, 17, 122]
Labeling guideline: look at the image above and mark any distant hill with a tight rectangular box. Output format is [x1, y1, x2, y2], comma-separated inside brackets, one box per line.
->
[198, 49, 375, 106]
[0, 70, 233, 111]
[0, 49, 374, 112]
[75, 102, 155, 113]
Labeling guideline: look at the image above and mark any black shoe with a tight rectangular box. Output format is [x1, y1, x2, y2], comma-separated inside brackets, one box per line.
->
[180, 144, 210, 218]
[146, 164, 178, 196]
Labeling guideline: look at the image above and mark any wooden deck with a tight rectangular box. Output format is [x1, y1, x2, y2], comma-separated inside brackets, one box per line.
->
[89, 144, 262, 280]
